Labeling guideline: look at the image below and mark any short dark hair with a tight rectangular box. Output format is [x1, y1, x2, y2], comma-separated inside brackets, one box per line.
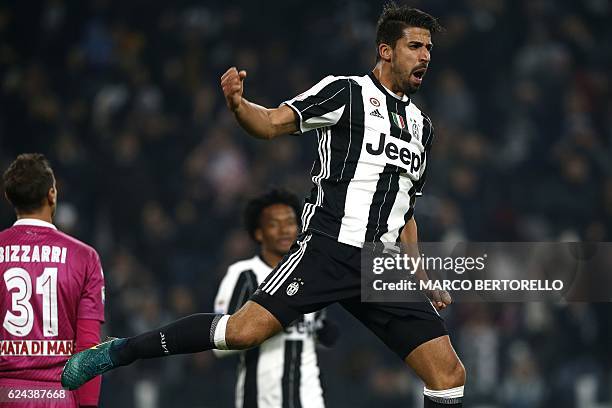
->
[376, 3, 443, 61]
[3, 153, 55, 213]
[244, 188, 302, 241]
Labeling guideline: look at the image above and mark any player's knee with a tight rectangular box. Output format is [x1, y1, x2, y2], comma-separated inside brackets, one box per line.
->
[428, 358, 466, 390]
[225, 314, 268, 349]
[225, 332, 260, 349]
[450, 359, 466, 387]
[228, 330, 265, 349]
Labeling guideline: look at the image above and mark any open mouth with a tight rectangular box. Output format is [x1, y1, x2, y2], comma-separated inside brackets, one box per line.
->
[412, 68, 427, 83]
[278, 238, 293, 246]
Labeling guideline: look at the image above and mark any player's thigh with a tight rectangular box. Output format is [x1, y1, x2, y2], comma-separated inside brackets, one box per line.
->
[226, 300, 283, 347]
[251, 233, 359, 327]
[340, 298, 449, 359]
[405, 335, 465, 390]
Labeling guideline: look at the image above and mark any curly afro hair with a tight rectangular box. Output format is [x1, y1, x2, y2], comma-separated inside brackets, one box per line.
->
[244, 188, 302, 241]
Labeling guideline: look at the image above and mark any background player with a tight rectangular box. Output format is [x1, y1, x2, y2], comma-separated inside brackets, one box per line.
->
[214, 189, 337, 408]
[62, 5, 464, 408]
[0, 154, 105, 408]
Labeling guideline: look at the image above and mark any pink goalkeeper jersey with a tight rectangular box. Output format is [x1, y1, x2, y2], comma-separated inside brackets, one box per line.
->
[0, 219, 105, 383]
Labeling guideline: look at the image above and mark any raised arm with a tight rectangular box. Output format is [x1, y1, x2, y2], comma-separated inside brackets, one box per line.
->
[400, 217, 452, 310]
[221, 67, 298, 139]
[399, 216, 418, 245]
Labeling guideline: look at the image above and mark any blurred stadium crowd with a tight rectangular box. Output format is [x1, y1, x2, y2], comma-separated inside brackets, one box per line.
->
[1, 0, 611, 407]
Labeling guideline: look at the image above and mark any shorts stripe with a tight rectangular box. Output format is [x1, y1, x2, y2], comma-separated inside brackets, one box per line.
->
[264, 236, 310, 294]
[268, 243, 308, 295]
[428, 299, 441, 317]
[261, 239, 307, 293]
[263, 246, 305, 294]
[262, 235, 312, 295]
[262, 235, 311, 292]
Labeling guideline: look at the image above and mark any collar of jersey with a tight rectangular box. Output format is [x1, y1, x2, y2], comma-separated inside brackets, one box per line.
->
[368, 72, 410, 104]
[255, 254, 273, 270]
[13, 218, 57, 230]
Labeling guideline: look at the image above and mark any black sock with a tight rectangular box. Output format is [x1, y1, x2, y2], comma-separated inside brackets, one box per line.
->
[110, 313, 223, 366]
[424, 395, 463, 407]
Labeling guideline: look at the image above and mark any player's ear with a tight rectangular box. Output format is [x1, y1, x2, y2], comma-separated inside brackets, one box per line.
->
[48, 186, 57, 206]
[378, 43, 393, 62]
[254, 228, 264, 244]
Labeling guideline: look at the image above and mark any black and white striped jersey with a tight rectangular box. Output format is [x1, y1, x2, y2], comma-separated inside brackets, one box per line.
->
[214, 255, 325, 408]
[283, 72, 434, 248]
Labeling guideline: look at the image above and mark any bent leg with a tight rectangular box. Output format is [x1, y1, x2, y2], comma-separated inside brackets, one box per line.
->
[225, 300, 283, 349]
[405, 335, 466, 406]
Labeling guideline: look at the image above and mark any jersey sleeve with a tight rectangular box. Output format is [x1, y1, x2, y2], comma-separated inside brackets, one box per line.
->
[77, 249, 105, 322]
[75, 318, 102, 406]
[282, 76, 350, 134]
[214, 268, 258, 314]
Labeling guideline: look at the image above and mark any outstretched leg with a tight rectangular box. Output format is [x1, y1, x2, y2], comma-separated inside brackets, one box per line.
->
[112, 301, 282, 364]
[61, 301, 282, 390]
[405, 335, 466, 407]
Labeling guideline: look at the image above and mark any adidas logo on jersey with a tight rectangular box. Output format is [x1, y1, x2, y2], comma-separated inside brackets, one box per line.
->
[370, 109, 384, 119]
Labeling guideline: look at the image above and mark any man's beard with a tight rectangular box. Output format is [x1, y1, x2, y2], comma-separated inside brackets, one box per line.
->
[392, 66, 419, 95]
[404, 81, 419, 95]
[395, 77, 419, 95]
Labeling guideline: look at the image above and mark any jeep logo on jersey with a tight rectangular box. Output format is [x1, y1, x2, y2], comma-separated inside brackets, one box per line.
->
[366, 133, 422, 174]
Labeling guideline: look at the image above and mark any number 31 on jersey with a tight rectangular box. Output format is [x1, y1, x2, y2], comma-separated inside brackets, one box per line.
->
[3, 267, 58, 337]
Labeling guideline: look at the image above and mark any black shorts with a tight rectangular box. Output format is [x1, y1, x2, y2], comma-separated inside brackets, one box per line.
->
[250, 232, 448, 359]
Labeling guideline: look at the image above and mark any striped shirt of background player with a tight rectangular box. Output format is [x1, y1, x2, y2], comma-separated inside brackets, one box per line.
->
[282, 74, 433, 248]
[214, 255, 325, 408]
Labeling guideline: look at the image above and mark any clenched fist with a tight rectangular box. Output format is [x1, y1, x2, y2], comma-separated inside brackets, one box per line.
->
[220, 67, 247, 112]
[427, 289, 452, 311]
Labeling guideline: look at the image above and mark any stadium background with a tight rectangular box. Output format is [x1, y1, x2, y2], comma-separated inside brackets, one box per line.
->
[1, 0, 611, 406]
